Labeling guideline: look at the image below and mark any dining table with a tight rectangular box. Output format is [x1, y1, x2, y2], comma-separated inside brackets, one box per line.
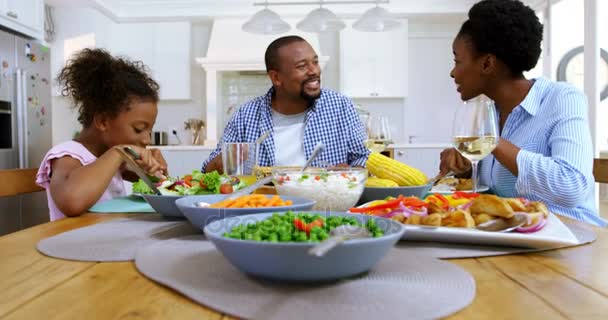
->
[0, 213, 606, 320]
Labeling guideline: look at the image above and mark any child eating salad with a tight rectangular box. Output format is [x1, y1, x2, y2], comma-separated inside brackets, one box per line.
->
[36, 48, 167, 220]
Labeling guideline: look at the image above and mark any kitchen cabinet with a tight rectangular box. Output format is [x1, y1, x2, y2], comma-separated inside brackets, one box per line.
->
[0, 0, 44, 40]
[340, 20, 408, 98]
[158, 147, 213, 177]
[109, 22, 191, 100]
[391, 144, 449, 178]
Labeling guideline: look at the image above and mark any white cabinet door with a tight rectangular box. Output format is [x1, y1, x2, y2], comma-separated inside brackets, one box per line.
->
[393, 147, 443, 178]
[0, 0, 43, 40]
[340, 21, 408, 98]
[161, 150, 212, 177]
[109, 22, 191, 100]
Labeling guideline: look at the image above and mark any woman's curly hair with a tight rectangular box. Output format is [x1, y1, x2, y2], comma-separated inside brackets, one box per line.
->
[458, 0, 543, 75]
[57, 48, 159, 127]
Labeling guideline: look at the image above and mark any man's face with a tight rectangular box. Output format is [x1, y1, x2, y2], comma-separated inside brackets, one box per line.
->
[273, 41, 321, 102]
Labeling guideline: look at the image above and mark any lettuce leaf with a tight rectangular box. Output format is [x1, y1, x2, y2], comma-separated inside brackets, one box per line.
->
[132, 180, 153, 194]
[202, 171, 222, 194]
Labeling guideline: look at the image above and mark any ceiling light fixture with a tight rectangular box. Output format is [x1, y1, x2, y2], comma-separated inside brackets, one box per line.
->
[353, 4, 401, 32]
[296, 1, 346, 33]
[245, 0, 399, 34]
[242, 1, 291, 35]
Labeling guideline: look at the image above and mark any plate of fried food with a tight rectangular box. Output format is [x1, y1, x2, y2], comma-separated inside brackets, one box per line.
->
[350, 193, 579, 249]
[430, 177, 489, 193]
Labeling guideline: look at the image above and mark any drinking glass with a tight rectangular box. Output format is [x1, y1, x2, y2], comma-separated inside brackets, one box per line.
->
[222, 142, 259, 185]
[364, 115, 393, 153]
[452, 96, 499, 192]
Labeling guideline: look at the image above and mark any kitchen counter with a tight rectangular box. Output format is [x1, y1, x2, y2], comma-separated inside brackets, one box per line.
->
[149, 145, 216, 151]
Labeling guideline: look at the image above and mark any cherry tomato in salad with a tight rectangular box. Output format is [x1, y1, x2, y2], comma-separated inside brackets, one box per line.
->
[220, 184, 234, 194]
[183, 175, 193, 187]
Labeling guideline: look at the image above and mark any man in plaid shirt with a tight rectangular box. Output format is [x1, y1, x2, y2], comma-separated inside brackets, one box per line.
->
[202, 35, 370, 173]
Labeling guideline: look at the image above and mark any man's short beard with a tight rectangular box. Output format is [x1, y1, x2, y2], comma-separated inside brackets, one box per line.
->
[301, 89, 321, 103]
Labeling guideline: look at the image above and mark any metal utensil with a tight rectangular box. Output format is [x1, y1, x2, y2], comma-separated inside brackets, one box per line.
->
[256, 131, 270, 145]
[300, 142, 325, 173]
[428, 170, 455, 187]
[476, 213, 528, 232]
[195, 176, 273, 208]
[117, 146, 162, 196]
[308, 224, 372, 257]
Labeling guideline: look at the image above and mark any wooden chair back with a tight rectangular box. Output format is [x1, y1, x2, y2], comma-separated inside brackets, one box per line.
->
[593, 158, 608, 184]
[0, 168, 44, 197]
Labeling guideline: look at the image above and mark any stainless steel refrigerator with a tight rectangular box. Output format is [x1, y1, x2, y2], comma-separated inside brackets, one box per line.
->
[0, 29, 52, 235]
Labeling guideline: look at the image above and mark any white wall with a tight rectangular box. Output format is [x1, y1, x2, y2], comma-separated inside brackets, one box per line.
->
[551, 0, 608, 150]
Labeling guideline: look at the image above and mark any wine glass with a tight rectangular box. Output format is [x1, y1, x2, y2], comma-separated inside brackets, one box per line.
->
[365, 115, 393, 153]
[452, 95, 499, 192]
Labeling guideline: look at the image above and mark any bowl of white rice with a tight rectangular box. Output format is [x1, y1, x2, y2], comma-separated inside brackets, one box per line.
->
[272, 167, 367, 212]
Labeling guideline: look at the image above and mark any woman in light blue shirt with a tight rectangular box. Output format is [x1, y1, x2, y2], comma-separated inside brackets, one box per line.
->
[439, 0, 605, 226]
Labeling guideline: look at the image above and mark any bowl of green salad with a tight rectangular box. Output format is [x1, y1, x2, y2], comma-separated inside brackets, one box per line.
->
[203, 211, 405, 282]
[133, 170, 246, 218]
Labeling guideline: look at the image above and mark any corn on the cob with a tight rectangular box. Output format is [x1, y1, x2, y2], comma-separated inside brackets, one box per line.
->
[366, 152, 428, 186]
[365, 177, 399, 187]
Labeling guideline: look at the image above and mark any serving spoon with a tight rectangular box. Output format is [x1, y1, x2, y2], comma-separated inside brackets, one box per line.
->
[475, 213, 528, 232]
[308, 224, 372, 257]
[300, 142, 325, 173]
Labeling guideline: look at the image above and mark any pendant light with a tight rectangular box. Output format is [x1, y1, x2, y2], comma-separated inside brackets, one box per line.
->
[353, 2, 401, 32]
[242, 1, 291, 35]
[242, 1, 398, 35]
[296, 1, 345, 33]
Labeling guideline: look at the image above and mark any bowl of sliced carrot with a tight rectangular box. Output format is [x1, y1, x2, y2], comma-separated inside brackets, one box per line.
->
[175, 194, 316, 232]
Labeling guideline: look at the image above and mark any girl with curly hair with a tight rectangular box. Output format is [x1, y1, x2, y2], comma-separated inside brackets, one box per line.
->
[439, 0, 604, 226]
[36, 48, 167, 220]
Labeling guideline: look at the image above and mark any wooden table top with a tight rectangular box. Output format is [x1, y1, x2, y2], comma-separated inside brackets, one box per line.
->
[0, 214, 606, 320]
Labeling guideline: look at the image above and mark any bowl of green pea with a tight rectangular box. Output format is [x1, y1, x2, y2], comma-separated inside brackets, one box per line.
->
[203, 211, 405, 282]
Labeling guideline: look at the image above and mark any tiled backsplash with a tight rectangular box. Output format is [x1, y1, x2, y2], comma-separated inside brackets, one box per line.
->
[220, 72, 271, 128]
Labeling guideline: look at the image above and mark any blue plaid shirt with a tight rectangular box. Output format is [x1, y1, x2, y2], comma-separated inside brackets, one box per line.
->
[202, 87, 370, 170]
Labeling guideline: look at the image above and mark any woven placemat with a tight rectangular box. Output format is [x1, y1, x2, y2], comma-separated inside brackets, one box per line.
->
[135, 236, 476, 320]
[395, 221, 597, 259]
[37, 215, 199, 262]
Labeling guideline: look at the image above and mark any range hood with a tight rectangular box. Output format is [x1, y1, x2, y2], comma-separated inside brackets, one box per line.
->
[196, 18, 330, 144]
[196, 18, 329, 71]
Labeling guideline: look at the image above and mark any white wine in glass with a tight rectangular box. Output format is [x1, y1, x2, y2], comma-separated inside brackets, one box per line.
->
[365, 115, 393, 153]
[452, 96, 499, 192]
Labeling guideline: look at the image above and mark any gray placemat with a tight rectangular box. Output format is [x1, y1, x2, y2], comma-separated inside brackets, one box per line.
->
[37, 215, 199, 262]
[395, 221, 597, 259]
[135, 236, 476, 320]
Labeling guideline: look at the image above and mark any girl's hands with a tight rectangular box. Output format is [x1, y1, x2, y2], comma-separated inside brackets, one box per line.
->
[116, 145, 168, 179]
[439, 148, 471, 176]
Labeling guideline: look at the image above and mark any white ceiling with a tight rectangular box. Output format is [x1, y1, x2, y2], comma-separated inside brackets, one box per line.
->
[46, 0, 554, 22]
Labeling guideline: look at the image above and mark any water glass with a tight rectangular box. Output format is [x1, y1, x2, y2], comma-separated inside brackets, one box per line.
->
[222, 142, 259, 184]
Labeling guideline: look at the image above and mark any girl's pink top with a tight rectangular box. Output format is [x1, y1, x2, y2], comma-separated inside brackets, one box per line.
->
[36, 141, 126, 221]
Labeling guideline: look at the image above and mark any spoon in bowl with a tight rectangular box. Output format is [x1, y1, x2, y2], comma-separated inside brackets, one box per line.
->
[308, 224, 372, 257]
[301, 142, 325, 173]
